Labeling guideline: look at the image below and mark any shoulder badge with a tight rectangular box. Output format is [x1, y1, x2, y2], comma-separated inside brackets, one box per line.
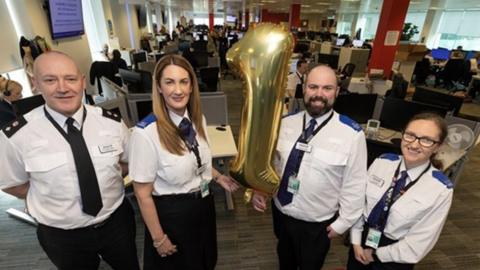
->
[339, 114, 362, 132]
[102, 108, 122, 122]
[432, 170, 453, 189]
[379, 153, 400, 161]
[136, 113, 157, 129]
[1, 116, 27, 138]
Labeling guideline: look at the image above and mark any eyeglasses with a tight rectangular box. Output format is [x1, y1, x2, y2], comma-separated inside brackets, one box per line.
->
[402, 132, 439, 148]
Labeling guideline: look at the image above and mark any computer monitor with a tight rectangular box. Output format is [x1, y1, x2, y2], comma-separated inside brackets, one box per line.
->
[317, 53, 339, 69]
[412, 86, 463, 116]
[465, 50, 477, 60]
[12, 94, 45, 116]
[132, 51, 147, 69]
[95, 96, 132, 127]
[334, 93, 378, 124]
[119, 69, 151, 94]
[336, 38, 346, 46]
[431, 48, 450, 60]
[352, 39, 364, 47]
[379, 97, 448, 131]
[127, 93, 153, 124]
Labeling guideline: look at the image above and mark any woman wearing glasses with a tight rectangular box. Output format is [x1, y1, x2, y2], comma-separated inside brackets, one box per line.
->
[347, 112, 453, 270]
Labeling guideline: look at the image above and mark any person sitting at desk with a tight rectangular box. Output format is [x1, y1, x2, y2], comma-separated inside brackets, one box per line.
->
[129, 54, 239, 270]
[0, 76, 23, 127]
[348, 112, 453, 270]
[110, 49, 128, 71]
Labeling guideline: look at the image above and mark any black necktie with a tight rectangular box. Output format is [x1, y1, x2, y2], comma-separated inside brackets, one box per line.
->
[367, 170, 408, 231]
[277, 118, 317, 206]
[179, 118, 202, 168]
[66, 117, 103, 216]
[179, 118, 197, 148]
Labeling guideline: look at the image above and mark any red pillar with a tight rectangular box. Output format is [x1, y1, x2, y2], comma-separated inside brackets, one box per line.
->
[261, 9, 268, 22]
[289, 4, 301, 30]
[209, 13, 214, 31]
[368, 0, 410, 78]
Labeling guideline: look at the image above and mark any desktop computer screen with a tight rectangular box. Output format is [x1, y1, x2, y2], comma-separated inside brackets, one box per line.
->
[431, 48, 450, 60]
[334, 93, 377, 124]
[412, 86, 463, 116]
[336, 38, 346, 46]
[380, 97, 448, 131]
[352, 39, 364, 47]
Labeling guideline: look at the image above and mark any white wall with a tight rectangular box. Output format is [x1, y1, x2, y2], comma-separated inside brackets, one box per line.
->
[9, 0, 94, 93]
[104, 0, 142, 49]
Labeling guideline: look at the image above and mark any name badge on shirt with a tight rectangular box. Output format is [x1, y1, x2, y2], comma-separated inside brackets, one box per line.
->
[287, 175, 300, 194]
[200, 179, 210, 198]
[98, 144, 117, 153]
[369, 175, 385, 187]
[195, 164, 207, 175]
[295, 142, 312, 153]
[365, 228, 382, 249]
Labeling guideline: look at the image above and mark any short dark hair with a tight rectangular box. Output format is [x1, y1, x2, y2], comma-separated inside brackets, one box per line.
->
[297, 58, 307, 69]
[112, 49, 121, 60]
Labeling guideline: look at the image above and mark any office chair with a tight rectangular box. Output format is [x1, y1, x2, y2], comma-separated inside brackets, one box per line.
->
[442, 58, 469, 90]
[339, 63, 355, 94]
[385, 73, 408, 99]
[199, 67, 220, 92]
[413, 58, 431, 85]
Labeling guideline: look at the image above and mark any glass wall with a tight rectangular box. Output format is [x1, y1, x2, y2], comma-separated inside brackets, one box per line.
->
[428, 10, 480, 50]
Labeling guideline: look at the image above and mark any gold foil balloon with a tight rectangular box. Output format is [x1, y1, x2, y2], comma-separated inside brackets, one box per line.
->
[227, 23, 294, 195]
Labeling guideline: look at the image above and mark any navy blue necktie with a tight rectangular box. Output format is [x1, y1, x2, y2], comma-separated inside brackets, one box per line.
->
[277, 118, 317, 206]
[367, 170, 408, 231]
[179, 118, 197, 148]
[66, 117, 103, 216]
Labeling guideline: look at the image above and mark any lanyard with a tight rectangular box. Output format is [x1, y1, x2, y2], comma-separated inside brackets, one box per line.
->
[377, 162, 431, 229]
[300, 111, 334, 143]
[44, 106, 87, 141]
[291, 111, 334, 175]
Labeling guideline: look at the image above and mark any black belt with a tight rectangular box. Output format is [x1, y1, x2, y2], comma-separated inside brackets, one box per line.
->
[38, 215, 112, 231]
[154, 190, 206, 201]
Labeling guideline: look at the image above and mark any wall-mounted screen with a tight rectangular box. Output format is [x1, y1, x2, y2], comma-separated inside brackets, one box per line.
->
[47, 0, 85, 39]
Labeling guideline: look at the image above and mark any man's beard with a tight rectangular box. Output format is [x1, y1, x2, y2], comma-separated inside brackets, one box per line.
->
[304, 96, 333, 118]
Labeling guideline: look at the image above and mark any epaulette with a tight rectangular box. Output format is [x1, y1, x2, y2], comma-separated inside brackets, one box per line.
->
[339, 114, 362, 132]
[379, 153, 400, 161]
[432, 170, 453, 189]
[102, 108, 122, 122]
[1, 116, 27, 138]
[136, 113, 157, 129]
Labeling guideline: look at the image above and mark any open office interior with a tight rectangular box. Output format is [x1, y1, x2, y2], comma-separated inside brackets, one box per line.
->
[1, 0, 480, 269]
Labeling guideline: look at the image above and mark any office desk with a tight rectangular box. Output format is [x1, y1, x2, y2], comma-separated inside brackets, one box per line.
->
[207, 125, 238, 210]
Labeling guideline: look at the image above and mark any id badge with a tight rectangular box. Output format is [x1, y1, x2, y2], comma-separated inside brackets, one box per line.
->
[195, 164, 207, 175]
[287, 175, 300, 194]
[200, 179, 210, 198]
[295, 142, 312, 153]
[365, 228, 382, 249]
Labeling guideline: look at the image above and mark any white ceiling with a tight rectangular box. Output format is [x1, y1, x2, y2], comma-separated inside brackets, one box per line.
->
[146, 0, 480, 15]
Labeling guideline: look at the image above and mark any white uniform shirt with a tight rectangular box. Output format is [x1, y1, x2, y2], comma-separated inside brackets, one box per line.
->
[0, 105, 130, 229]
[350, 154, 454, 264]
[128, 110, 212, 195]
[273, 110, 368, 234]
[286, 71, 303, 98]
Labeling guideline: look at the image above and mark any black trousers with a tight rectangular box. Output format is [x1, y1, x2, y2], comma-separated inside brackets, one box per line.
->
[36, 198, 140, 270]
[346, 225, 414, 270]
[272, 202, 332, 270]
[143, 193, 217, 270]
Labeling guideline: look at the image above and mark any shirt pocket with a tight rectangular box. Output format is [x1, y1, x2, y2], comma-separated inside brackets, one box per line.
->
[91, 140, 123, 183]
[24, 152, 72, 197]
[157, 154, 192, 186]
[389, 195, 432, 228]
[312, 148, 349, 167]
